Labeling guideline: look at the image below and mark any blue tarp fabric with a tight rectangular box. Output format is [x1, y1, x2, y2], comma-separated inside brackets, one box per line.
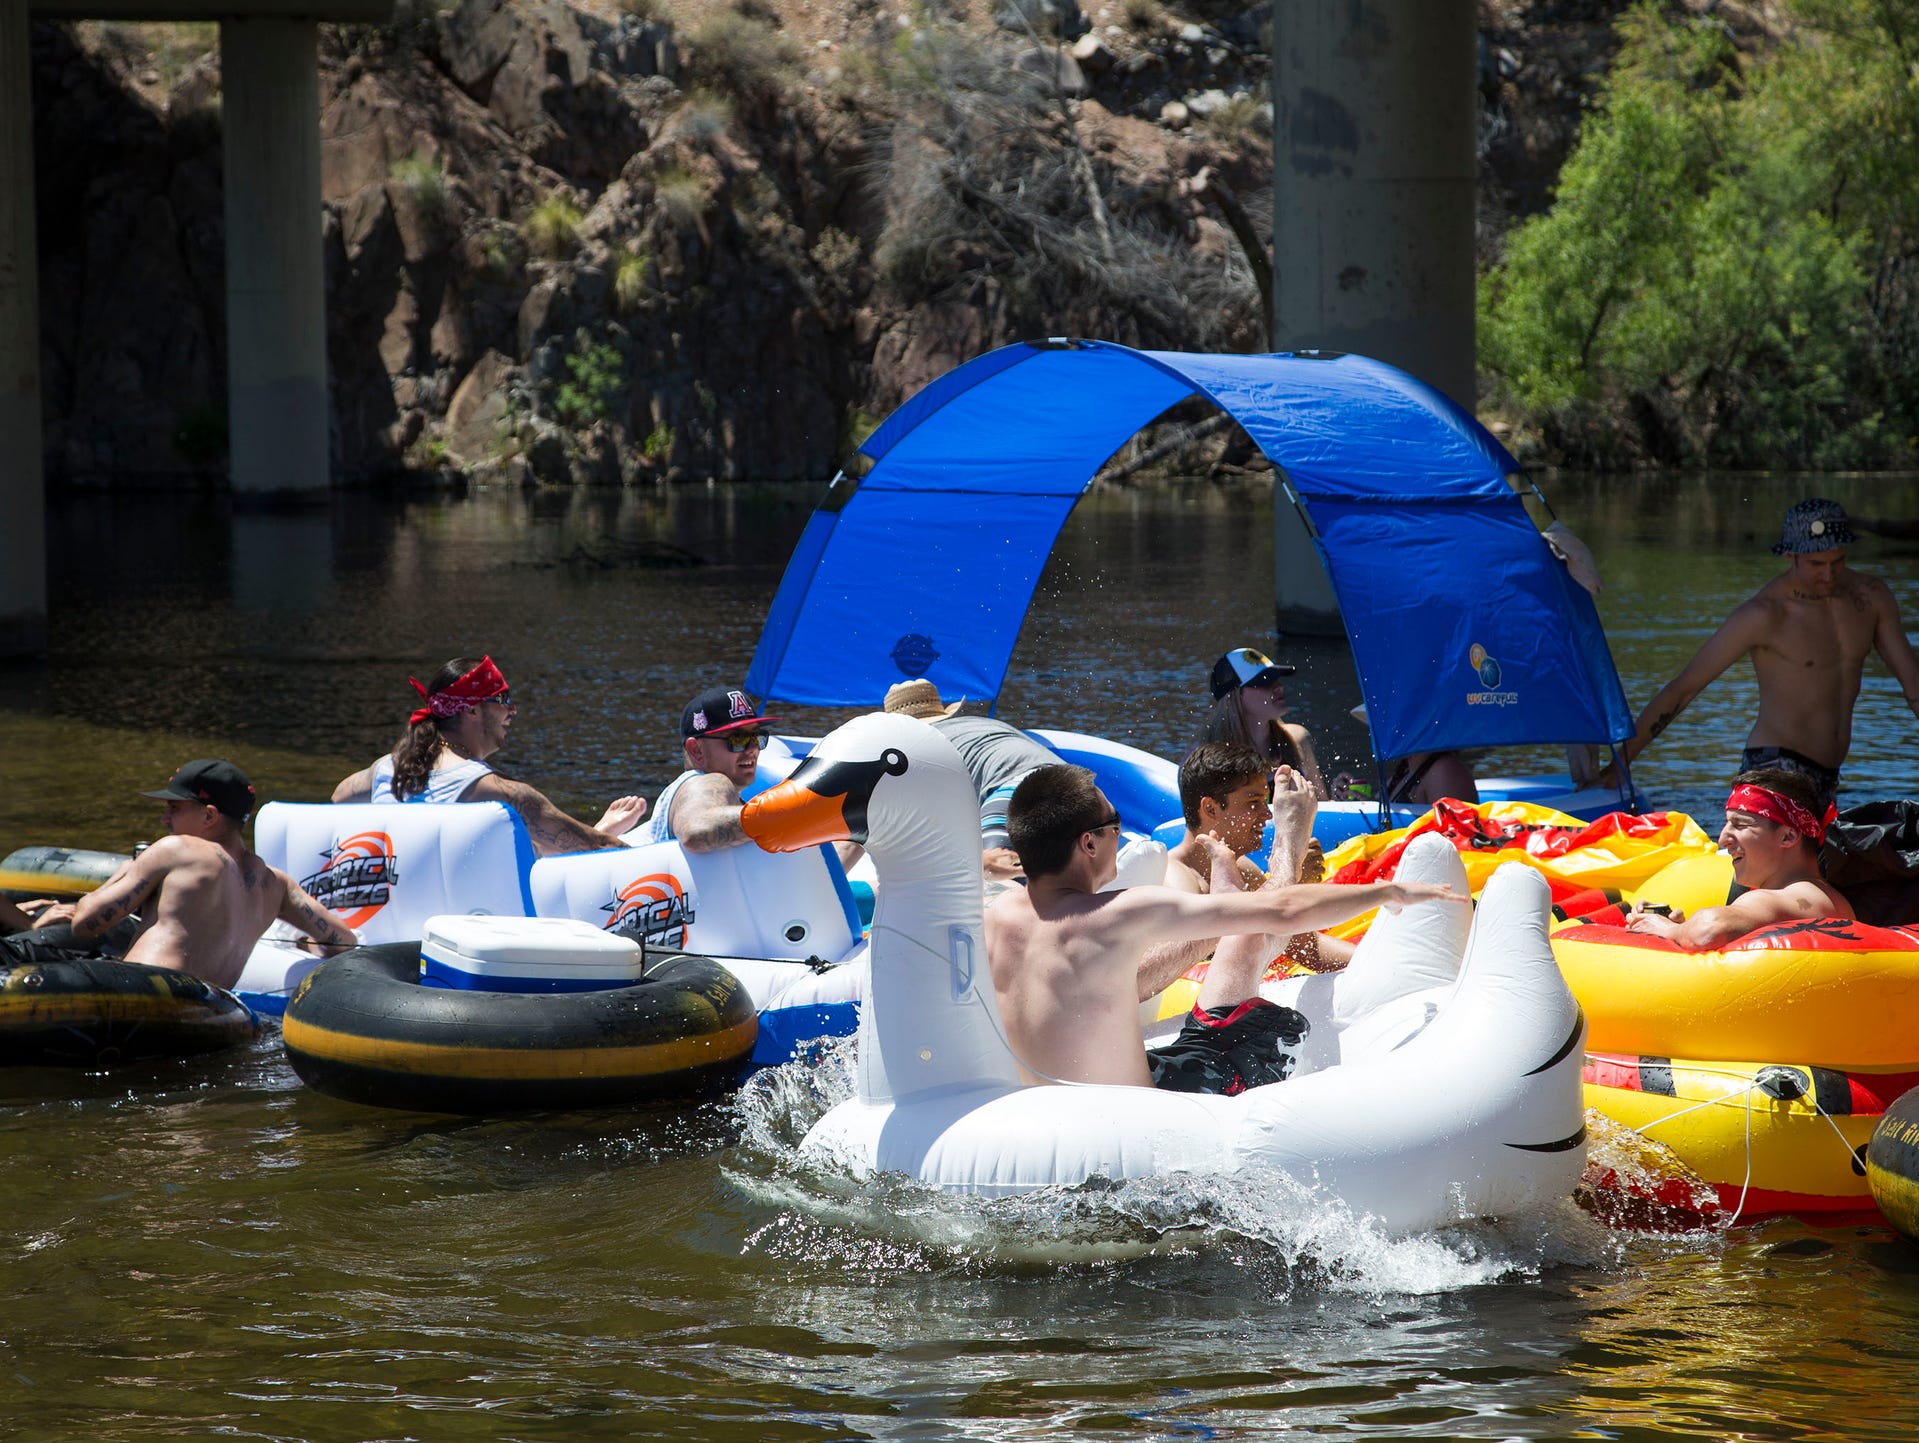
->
[745, 340, 1636, 758]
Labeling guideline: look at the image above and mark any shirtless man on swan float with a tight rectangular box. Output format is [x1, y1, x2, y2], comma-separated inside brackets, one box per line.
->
[986, 764, 1463, 1094]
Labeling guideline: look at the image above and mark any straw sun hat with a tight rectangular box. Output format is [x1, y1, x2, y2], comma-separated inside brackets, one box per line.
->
[883, 679, 964, 720]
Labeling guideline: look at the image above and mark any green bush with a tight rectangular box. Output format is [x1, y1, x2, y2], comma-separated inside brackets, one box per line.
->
[613, 250, 652, 312]
[1479, 2, 1919, 468]
[684, 6, 802, 106]
[641, 422, 674, 461]
[390, 151, 448, 214]
[523, 193, 583, 261]
[554, 340, 626, 429]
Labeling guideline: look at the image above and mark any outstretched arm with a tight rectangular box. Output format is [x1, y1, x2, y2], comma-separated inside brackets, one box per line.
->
[1619, 604, 1768, 765]
[670, 772, 750, 853]
[276, 876, 359, 949]
[473, 775, 630, 857]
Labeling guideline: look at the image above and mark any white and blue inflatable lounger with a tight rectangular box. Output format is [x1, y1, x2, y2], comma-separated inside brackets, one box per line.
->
[236, 802, 866, 1065]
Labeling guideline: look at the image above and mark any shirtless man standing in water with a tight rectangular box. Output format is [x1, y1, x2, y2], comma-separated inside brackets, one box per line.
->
[17, 760, 357, 990]
[1608, 498, 1919, 807]
[985, 764, 1462, 1092]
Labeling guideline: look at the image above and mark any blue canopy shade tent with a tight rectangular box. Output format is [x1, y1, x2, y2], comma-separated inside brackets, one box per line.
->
[746, 339, 1636, 765]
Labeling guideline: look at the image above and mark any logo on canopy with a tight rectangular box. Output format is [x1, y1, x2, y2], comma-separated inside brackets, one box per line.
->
[303, 832, 398, 928]
[1465, 642, 1517, 707]
[889, 632, 940, 678]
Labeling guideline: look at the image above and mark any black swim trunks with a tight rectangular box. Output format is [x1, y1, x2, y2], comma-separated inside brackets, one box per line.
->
[1739, 746, 1840, 811]
[1146, 998, 1309, 1096]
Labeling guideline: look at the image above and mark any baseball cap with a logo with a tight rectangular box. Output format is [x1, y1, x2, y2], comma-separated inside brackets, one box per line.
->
[1209, 647, 1297, 699]
[139, 758, 257, 821]
[681, 686, 782, 740]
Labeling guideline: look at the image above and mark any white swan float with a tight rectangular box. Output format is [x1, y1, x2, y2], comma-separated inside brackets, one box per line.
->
[740, 713, 1588, 1232]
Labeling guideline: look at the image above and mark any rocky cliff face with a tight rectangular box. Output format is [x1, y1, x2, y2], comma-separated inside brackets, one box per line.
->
[29, 0, 1635, 487]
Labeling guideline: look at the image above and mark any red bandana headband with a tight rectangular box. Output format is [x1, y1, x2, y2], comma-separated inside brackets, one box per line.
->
[409, 656, 507, 727]
[1726, 784, 1834, 847]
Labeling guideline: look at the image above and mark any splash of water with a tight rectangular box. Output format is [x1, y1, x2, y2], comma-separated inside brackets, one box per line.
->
[724, 1039, 1620, 1295]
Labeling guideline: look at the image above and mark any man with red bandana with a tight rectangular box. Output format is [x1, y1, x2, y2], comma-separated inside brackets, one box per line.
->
[333, 655, 645, 857]
[1624, 767, 1854, 949]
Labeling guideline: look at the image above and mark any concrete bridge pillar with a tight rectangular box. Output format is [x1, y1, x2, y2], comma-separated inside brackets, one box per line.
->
[1, 0, 47, 658]
[1270, 0, 1478, 636]
[221, 15, 329, 493]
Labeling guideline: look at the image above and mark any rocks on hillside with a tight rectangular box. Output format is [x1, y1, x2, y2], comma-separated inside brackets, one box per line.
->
[28, 0, 1638, 486]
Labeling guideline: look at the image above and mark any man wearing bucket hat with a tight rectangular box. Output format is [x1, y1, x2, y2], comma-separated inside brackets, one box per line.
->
[1, 759, 358, 989]
[1608, 498, 1919, 807]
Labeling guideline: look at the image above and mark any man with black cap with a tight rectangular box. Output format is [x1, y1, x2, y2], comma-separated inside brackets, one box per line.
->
[4, 759, 358, 990]
[648, 686, 783, 852]
[1608, 498, 1919, 807]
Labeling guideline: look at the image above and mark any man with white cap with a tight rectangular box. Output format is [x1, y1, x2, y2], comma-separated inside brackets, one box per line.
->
[1608, 498, 1919, 807]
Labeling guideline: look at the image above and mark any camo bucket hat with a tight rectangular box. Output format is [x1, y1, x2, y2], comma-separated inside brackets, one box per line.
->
[1772, 498, 1854, 555]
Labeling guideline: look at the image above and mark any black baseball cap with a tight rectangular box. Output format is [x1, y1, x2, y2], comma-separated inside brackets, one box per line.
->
[140, 758, 257, 821]
[681, 686, 782, 740]
[1209, 647, 1297, 699]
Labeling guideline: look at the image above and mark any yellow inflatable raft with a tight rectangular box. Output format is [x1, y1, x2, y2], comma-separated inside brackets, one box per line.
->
[1584, 1051, 1918, 1221]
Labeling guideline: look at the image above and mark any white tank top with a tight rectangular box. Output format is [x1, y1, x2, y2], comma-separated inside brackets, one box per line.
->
[648, 770, 698, 843]
[369, 754, 493, 804]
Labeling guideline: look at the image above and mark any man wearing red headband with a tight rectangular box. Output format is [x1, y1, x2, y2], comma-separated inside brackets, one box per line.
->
[334, 656, 646, 856]
[1624, 767, 1853, 949]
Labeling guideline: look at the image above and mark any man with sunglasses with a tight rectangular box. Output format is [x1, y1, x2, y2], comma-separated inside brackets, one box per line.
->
[648, 686, 781, 852]
[987, 764, 1463, 1093]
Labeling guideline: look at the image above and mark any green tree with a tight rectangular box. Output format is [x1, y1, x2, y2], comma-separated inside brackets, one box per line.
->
[1480, 2, 1918, 468]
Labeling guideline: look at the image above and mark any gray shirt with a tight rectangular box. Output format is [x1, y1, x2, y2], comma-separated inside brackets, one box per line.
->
[932, 714, 1059, 801]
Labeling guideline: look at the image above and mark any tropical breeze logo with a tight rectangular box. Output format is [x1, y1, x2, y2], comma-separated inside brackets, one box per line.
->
[602, 872, 694, 949]
[1465, 642, 1519, 707]
[302, 832, 398, 927]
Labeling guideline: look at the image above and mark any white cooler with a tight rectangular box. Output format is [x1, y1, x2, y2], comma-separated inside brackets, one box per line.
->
[419, 915, 646, 993]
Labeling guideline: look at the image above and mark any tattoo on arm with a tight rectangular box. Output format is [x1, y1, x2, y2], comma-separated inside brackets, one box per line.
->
[500, 780, 622, 856]
[676, 775, 748, 852]
[280, 882, 357, 946]
[75, 871, 156, 938]
[1647, 708, 1678, 740]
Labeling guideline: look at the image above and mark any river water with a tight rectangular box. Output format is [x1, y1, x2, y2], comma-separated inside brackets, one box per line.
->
[3, 471, 1918, 1440]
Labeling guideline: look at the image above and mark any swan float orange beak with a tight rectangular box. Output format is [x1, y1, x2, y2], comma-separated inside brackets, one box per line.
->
[741, 748, 909, 853]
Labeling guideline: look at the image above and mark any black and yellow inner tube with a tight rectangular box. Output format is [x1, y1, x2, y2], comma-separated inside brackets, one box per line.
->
[281, 943, 759, 1113]
[1867, 1086, 1919, 1244]
[0, 954, 259, 1067]
[0, 845, 129, 900]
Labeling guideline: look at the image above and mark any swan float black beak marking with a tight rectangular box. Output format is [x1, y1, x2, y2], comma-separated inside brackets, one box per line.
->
[741, 749, 909, 852]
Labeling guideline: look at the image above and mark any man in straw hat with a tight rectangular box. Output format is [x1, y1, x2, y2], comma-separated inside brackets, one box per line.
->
[882, 680, 1060, 863]
[1607, 498, 1919, 808]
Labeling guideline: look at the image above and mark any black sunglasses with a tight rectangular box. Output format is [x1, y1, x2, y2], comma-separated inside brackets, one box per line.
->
[1084, 809, 1122, 835]
[715, 731, 768, 753]
[480, 689, 513, 707]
